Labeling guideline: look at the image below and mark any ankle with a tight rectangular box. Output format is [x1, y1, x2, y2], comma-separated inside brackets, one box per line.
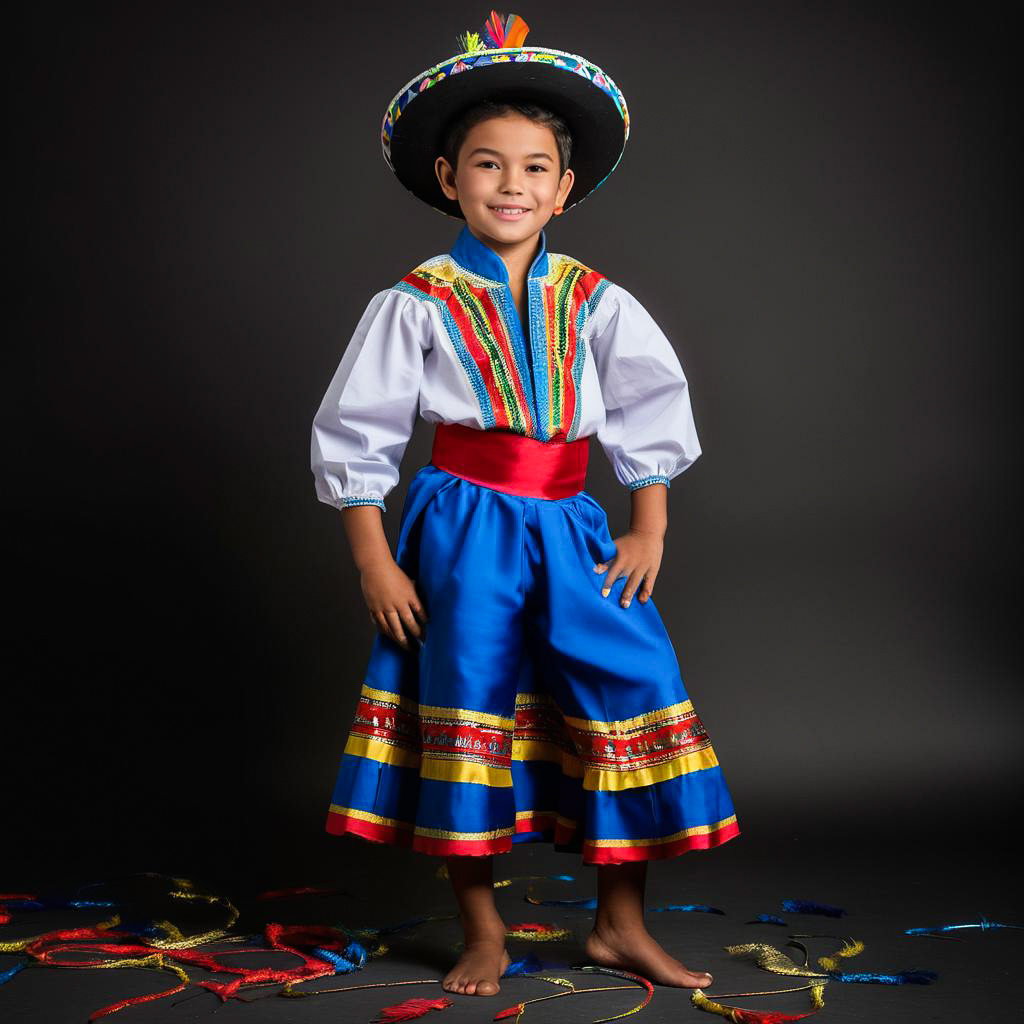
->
[459, 910, 506, 938]
[593, 916, 646, 937]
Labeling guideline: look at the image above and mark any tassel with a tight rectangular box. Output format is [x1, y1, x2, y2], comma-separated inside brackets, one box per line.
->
[504, 922, 572, 941]
[457, 10, 530, 54]
[725, 943, 830, 978]
[578, 965, 654, 1022]
[371, 995, 453, 1022]
[746, 915, 788, 926]
[456, 30, 485, 54]
[504, 953, 547, 976]
[781, 899, 846, 918]
[906, 914, 1024, 936]
[0, 959, 28, 985]
[691, 980, 827, 1021]
[816, 937, 864, 971]
[829, 969, 938, 984]
[525, 884, 596, 908]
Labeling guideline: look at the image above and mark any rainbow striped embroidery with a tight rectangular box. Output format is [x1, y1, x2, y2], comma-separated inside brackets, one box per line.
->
[394, 253, 612, 441]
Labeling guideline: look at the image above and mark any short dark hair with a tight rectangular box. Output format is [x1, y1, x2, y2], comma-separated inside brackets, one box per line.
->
[440, 99, 572, 178]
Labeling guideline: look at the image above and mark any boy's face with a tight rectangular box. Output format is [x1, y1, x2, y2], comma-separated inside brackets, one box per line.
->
[435, 113, 575, 246]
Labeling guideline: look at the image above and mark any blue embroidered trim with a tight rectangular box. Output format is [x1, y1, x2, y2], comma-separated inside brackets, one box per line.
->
[567, 294, 589, 441]
[342, 496, 386, 509]
[526, 277, 550, 439]
[392, 282, 496, 429]
[628, 475, 671, 491]
[586, 277, 614, 320]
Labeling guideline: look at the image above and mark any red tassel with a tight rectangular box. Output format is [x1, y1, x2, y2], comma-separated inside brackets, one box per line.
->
[372, 996, 454, 1022]
[495, 1005, 525, 1020]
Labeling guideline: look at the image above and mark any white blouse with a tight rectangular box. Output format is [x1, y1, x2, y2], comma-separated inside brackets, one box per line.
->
[311, 225, 701, 512]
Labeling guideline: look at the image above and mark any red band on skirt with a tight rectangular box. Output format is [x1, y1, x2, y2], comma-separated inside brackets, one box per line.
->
[430, 422, 589, 500]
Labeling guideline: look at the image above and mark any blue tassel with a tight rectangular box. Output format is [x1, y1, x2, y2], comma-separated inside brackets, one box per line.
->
[0, 960, 29, 986]
[906, 914, 1024, 936]
[312, 938, 368, 973]
[747, 913, 788, 925]
[0, 897, 116, 912]
[828, 969, 938, 984]
[528, 895, 597, 908]
[505, 953, 547, 976]
[782, 898, 847, 917]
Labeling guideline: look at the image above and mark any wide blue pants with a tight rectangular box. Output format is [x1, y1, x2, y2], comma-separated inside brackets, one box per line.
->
[326, 463, 740, 863]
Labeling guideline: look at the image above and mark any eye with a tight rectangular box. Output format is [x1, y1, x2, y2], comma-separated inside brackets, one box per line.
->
[477, 160, 499, 169]
[527, 164, 548, 172]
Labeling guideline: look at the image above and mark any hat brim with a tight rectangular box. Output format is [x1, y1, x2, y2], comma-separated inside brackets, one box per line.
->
[382, 48, 629, 220]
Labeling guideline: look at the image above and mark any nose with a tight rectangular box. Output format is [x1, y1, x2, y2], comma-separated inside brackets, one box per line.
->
[499, 167, 525, 193]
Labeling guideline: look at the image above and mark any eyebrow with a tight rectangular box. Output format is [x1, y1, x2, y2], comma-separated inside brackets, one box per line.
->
[466, 147, 553, 160]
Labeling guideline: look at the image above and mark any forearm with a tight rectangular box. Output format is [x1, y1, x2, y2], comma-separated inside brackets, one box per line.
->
[628, 483, 668, 537]
[340, 505, 394, 570]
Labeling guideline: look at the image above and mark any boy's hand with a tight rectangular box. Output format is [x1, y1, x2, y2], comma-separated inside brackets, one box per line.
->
[359, 556, 429, 650]
[593, 528, 665, 607]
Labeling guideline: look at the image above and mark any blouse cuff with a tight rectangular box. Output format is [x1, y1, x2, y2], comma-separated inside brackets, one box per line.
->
[341, 495, 386, 511]
[628, 474, 671, 492]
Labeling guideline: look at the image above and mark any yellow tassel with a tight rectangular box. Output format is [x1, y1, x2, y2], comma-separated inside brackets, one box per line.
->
[505, 924, 573, 941]
[691, 979, 827, 1019]
[817, 937, 864, 971]
[456, 30, 485, 54]
[724, 942, 830, 978]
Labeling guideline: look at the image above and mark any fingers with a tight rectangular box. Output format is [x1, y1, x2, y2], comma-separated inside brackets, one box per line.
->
[620, 567, 647, 607]
[593, 560, 656, 607]
[370, 602, 429, 650]
[637, 569, 657, 602]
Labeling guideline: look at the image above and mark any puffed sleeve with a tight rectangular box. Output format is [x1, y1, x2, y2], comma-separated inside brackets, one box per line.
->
[587, 281, 701, 491]
[311, 288, 430, 512]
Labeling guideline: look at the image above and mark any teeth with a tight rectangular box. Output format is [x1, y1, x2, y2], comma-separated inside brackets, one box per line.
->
[492, 207, 528, 213]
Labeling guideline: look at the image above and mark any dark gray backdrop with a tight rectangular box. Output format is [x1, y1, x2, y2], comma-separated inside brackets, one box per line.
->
[9, 0, 1020, 886]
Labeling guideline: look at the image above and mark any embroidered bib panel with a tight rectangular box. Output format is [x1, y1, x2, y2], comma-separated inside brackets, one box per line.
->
[394, 253, 612, 442]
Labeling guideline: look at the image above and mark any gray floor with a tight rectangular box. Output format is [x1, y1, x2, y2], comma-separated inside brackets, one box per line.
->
[1, 811, 1019, 1023]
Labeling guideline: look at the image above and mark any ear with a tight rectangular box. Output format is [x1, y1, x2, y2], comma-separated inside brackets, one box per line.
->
[556, 167, 575, 208]
[435, 157, 458, 201]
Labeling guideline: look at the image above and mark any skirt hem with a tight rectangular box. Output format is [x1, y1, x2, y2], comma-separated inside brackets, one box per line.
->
[326, 809, 740, 865]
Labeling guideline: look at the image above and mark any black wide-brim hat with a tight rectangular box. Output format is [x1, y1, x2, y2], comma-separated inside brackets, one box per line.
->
[380, 11, 630, 220]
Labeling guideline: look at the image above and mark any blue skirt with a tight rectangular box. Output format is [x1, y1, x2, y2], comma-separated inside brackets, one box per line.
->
[326, 463, 740, 864]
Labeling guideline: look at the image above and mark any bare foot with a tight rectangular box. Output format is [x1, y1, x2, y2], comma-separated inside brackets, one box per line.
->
[584, 922, 714, 988]
[442, 923, 511, 996]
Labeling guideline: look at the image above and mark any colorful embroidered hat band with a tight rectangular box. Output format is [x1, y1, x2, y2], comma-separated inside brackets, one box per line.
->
[380, 11, 630, 219]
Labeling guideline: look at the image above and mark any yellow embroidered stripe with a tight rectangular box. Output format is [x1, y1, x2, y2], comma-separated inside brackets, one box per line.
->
[583, 746, 720, 792]
[361, 683, 419, 715]
[361, 684, 693, 736]
[418, 701, 516, 731]
[587, 815, 739, 848]
[344, 733, 420, 769]
[330, 805, 516, 842]
[512, 739, 584, 777]
[419, 753, 514, 787]
[554, 698, 697, 735]
[515, 809, 578, 830]
[346, 731, 717, 791]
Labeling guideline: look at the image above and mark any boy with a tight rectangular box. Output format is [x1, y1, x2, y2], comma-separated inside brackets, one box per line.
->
[311, 11, 739, 999]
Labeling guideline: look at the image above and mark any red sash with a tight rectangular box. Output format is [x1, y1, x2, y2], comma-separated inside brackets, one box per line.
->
[429, 422, 589, 500]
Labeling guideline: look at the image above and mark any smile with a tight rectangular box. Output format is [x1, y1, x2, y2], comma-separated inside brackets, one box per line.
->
[488, 206, 530, 220]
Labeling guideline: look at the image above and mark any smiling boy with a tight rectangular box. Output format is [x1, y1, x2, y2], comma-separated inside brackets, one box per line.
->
[312, 10, 740, 1001]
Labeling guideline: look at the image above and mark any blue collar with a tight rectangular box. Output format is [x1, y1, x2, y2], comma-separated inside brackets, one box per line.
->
[449, 223, 549, 284]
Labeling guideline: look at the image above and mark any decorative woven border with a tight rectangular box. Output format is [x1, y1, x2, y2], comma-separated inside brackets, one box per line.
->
[381, 46, 630, 165]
